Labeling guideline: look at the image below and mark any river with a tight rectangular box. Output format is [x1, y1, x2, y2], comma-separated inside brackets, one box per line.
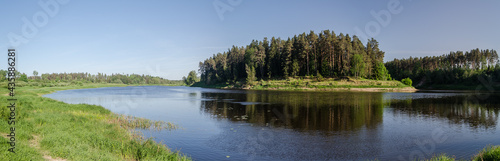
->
[44, 86, 500, 160]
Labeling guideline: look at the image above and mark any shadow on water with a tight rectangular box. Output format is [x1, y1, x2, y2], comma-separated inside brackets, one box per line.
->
[200, 91, 385, 132]
[199, 91, 386, 160]
[200, 91, 500, 132]
[198, 90, 500, 160]
[389, 94, 500, 130]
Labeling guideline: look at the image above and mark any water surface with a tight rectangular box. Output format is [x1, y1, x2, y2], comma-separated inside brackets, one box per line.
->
[44, 86, 500, 160]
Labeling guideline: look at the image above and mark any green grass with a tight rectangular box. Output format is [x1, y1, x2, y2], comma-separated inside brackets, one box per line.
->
[420, 145, 500, 161]
[425, 154, 456, 161]
[472, 145, 500, 161]
[0, 83, 190, 161]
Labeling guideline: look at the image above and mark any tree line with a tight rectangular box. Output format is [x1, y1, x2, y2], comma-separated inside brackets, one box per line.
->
[385, 49, 500, 87]
[198, 30, 391, 84]
[0, 70, 182, 85]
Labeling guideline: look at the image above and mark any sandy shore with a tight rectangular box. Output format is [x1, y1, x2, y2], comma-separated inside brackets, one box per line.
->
[225, 86, 418, 92]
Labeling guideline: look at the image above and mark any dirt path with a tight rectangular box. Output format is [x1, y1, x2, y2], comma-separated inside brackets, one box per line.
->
[0, 132, 67, 161]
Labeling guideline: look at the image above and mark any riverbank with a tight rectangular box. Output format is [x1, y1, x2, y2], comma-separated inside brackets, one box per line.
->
[192, 77, 417, 92]
[0, 84, 190, 160]
[428, 145, 500, 161]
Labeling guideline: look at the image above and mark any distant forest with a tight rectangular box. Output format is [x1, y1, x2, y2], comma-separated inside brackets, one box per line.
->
[198, 30, 391, 84]
[386, 49, 500, 88]
[0, 71, 181, 85]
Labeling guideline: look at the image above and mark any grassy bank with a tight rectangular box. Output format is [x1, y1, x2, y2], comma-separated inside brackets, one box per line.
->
[426, 145, 500, 161]
[193, 77, 416, 92]
[0, 83, 190, 160]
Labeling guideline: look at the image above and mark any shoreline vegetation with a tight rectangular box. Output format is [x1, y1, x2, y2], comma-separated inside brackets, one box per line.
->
[193, 30, 499, 92]
[428, 145, 500, 161]
[386, 49, 500, 91]
[0, 83, 191, 161]
[197, 30, 397, 90]
[192, 77, 417, 92]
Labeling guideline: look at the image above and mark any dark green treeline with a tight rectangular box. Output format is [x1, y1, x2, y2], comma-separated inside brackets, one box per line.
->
[0, 71, 181, 85]
[199, 30, 390, 85]
[385, 49, 500, 88]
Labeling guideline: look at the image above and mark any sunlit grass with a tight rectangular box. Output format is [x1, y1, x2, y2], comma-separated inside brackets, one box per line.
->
[424, 154, 456, 161]
[472, 145, 500, 161]
[193, 77, 414, 91]
[420, 145, 500, 161]
[112, 114, 179, 131]
[0, 84, 190, 160]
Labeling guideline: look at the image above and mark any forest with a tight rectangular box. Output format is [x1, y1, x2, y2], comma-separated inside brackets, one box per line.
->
[0, 71, 182, 85]
[385, 49, 500, 88]
[198, 30, 392, 85]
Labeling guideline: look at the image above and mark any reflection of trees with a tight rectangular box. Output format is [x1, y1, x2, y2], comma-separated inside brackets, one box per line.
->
[389, 94, 500, 129]
[200, 91, 385, 132]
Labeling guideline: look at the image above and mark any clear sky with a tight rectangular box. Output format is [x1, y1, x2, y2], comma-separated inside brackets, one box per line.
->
[1, 0, 499, 80]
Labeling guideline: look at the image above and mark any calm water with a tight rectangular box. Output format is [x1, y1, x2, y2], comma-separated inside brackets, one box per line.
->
[44, 86, 500, 160]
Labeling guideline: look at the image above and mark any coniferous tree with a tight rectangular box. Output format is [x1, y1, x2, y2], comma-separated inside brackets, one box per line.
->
[197, 30, 407, 85]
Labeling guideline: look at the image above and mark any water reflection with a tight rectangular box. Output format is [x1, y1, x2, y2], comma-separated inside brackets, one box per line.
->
[200, 91, 500, 132]
[44, 87, 500, 160]
[389, 94, 500, 130]
[201, 91, 385, 132]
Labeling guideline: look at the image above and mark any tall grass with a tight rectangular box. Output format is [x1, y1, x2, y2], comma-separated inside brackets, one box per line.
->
[0, 84, 190, 161]
[472, 145, 500, 161]
[112, 114, 178, 131]
[425, 154, 456, 161]
[422, 145, 500, 161]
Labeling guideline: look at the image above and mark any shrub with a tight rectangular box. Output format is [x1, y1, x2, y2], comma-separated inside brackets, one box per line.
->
[401, 77, 412, 86]
[316, 73, 324, 82]
[473, 145, 500, 161]
[29, 82, 40, 87]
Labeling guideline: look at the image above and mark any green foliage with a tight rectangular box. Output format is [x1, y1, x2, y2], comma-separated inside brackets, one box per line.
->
[374, 62, 391, 80]
[245, 64, 256, 83]
[0, 85, 190, 161]
[426, 154, 456, 161]
[199, 30, 386, 85]
[291, 61, 300, 76]
[422, 145, 500, 161]
[401, 77, 412, 86]
[0, 70, 6, 81]
[20, 73, 28, 82]
[473, 145, 500, 161]
[184, 70, 198, 85]
[111, 79, 123, 84]
[386, 49, 499, 89]
[0, 70, 182, 85]
[316, 72, 324, 82]
[350, 54, 365, 78]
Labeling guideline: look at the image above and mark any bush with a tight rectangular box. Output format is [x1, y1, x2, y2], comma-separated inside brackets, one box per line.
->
[29, 82, 40, 87]
[316, 73, 324, 82]
[112, 79, 123, 84]
[473, 145, 500, 161]
[15, 81, 28, 87]
[401, 77, 412, 86]
[71, 81, 84, 86]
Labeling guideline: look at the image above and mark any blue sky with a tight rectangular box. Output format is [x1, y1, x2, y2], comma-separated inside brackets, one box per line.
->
[1, 0, 499, 79]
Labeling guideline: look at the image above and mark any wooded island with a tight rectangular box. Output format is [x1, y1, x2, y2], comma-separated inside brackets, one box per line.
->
[194, 30, 499, 90]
